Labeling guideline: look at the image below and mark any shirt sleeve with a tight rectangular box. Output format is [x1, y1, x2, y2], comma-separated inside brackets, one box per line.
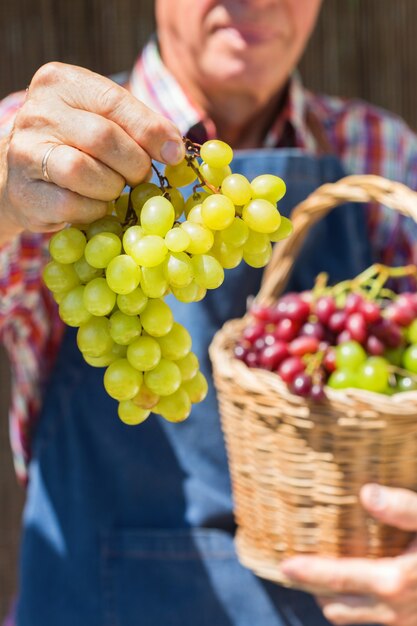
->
[0, 90, 64, 484]
[0, 89, 52, 332]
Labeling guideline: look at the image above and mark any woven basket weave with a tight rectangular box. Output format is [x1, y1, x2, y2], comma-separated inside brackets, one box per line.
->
[209, 175, 417, 588]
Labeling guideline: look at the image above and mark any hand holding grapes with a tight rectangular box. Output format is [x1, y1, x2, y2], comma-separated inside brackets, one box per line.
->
[281, 484, 417, 625]
[0, 62, 184, 244]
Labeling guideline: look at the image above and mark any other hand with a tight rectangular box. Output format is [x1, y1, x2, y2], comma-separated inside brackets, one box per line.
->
[281, 484, 417, 625]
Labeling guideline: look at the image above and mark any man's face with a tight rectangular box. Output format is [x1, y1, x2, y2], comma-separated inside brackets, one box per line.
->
[156, 0, 322, 101]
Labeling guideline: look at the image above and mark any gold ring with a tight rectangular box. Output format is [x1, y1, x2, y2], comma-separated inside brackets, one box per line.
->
[41, 144, 60, 183]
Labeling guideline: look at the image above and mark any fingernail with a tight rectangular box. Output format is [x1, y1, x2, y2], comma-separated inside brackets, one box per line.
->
[362, 483, 386, 511]
[161, 140, 184, 165]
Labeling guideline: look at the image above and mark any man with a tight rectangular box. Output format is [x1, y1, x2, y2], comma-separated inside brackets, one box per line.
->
[1, 1, 417, 624]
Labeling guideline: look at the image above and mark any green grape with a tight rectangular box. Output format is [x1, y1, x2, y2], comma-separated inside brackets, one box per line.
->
[157, 322, 192, 360]
[269, 216, 293, 242]
[49, 227, 86, 264]
[83, 343, 126, 368]
[242, 243, 272, 268]
[397, 376, 417, 392]
[357, 357, 390, 393]
[86, 215, 123, 239]
[132, 383, 160, 410]
[181, 222, 214, 255]
[164, 187, 185, 220]
[140, 298, 173, 336]
[164, 159, 198, 187]
[114, 193, 129, 221]
[52, 291, 66, 305]
[200, 140, 233, 168]
[184, 191, 211, 217]
[103, 358, 143, 401]
[118, 400, 150, 425]
[73, 256, 102, 283]
[165, 226, 191, 252]
[123, 225, 145, 257]
[250, 174, 286, 203]
[130, 182, 162, 215]
[211, 237, 243, 269]
[187, 204, 204, 224]
[327, 369, 358, 389]
[140, 196, 175, 237]
[242, 230, 270, 254]
[155, 388, 192, 422]
[109, 310, 142, 345]
[182, 371, 209, 403]
[384, 346, 404, 367]
[127, 335, 162, 371]
[200, 163, 232, 188]
[171, 281, 206, 303]
[402, 344, 417, 374]
[77, 317, 114, 357]
[144, 358, 182, 396]
[176, 352, 199, 381]
[129, 235, 168, 268]
[59, 286, 92, 327]
[242, 199, 281, 234]
[140, 264, 169, 298]
[117, 287, 148, 316]
[42, 261, 80, 293]
[83, 277, 116, 316]
[335, 341, 367, 370]
[191, 254, 224, 289]
[84, 232, 122, 268]
[221, 174, 252, 206]
[163, 252, 194, 288]
[220, 217, 249, 247]
[406, 319, 417, 344]
[201, 194, 235, 230]
[106, 254, 141, 295]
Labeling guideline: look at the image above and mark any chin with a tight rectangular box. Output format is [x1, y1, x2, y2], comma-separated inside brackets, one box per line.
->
[202, 44, 284, 89]
[205, 65, 276, 98]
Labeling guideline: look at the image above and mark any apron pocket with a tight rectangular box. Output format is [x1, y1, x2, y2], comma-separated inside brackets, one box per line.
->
[100, 528, 291, 626]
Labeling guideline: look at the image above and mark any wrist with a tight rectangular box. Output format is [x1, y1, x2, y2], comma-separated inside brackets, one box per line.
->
[0, 136, 24, 245]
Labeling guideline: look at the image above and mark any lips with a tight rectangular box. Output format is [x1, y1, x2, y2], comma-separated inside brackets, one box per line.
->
[214, 24, 280, 45]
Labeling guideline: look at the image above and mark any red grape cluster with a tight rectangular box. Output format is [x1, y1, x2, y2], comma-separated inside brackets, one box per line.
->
[234, 269, 417, 400]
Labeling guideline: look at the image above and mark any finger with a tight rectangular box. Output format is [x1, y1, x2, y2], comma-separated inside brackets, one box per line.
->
[361, 484, 417, 532]
[44, 108, 152, 186]
[11, 180, 108, 231]
[281, 556, 382, 595]
[29, 63, 185, 165]
[38, 143, 126, 201]
[317, 595, 395, 625]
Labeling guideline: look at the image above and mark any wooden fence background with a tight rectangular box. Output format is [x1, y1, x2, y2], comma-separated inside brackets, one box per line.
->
[1, 0, 417, 620]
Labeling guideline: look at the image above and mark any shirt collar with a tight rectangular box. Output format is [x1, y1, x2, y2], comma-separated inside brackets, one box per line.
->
[129, 37, 316, 150]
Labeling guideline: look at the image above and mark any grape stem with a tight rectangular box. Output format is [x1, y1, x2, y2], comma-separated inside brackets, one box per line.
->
[182, 137, 220, 195]
[313, 264, 417, 304]
[123, 187, 137, 227]
[390, 365, 417, 382]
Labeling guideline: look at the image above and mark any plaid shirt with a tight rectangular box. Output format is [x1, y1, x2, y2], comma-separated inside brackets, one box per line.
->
[2, 38, 417, 486]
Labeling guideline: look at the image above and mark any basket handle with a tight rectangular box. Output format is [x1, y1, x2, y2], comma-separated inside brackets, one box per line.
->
[257, 174, 417, 305]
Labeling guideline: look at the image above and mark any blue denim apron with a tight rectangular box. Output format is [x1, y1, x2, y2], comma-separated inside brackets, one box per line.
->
[17, 151, 373, 626]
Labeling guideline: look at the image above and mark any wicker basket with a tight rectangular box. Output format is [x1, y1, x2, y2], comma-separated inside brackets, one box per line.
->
[209, 175, 417, 588]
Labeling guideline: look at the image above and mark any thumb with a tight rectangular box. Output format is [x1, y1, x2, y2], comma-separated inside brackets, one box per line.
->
[360, 483, 417, 532]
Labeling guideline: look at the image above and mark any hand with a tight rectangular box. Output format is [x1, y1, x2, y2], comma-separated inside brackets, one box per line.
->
[0, 62, 184, 241]
[281, 484, 417, 625]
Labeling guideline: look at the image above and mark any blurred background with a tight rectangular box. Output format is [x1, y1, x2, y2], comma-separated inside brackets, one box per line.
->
[1, 0, 417, 621]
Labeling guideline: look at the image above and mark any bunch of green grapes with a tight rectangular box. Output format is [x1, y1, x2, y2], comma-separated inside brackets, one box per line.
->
[43, 139, 291, 425]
